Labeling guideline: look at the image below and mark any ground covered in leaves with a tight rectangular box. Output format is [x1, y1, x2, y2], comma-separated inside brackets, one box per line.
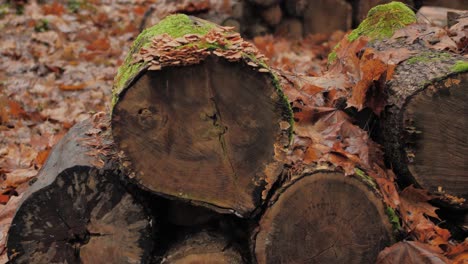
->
[0, 0, 340, 260]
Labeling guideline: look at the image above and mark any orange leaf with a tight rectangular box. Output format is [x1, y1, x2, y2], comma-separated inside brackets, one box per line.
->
[59, 83, 86, 91]
[0, 195, 10, 205]
[86, 38, 110, 51]
[34, 147, 51, 167]
[42, 2, 65, 15]
[8, 100, 27, 118]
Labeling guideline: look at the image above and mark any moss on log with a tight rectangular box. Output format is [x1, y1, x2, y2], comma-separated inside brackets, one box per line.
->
[111, 14, 293, 217]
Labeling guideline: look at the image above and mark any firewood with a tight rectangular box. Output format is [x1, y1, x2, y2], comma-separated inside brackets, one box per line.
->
[162, 232, 244, 263]
[111, 14, 293, 217]
[254, 170, 394, 263]
[6, 114, 154, 263]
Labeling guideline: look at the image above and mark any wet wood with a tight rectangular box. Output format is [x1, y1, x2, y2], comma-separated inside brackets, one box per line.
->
[6, 115, 154, 263]
[162, 232, 244, 263]
[254, 171, 394, 264]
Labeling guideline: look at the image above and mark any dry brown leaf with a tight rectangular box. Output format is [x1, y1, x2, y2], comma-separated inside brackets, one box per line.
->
[376, 241, 449, 264]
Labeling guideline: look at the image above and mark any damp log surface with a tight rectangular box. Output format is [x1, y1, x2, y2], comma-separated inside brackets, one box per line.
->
[162, 232, 244, 263]
[7, 116, 153, 263]
[254, 171, 393, 264]
[112, 55, 290, 216]
[381, 51, 468, 204]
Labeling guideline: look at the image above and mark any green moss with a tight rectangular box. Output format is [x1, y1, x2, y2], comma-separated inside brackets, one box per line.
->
[113, 14, 217, 108]
[385, 206, 401, 231]
[407, 51, 451, 64]
[327, 43, 340, 64]
[348, 2, 416, 42]
[354, 168, 377, 190]
[452, 60, 468, 73]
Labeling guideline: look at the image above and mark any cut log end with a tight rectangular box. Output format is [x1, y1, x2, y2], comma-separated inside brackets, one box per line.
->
[112, 55, 290, 215]
[162, 232, 244, 264]
[403, 72, 468, 201]
[7, 167, 152, 264]
[254, 171, 393, 264]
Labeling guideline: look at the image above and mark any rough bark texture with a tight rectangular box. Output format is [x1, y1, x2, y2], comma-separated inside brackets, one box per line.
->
[6, 114, 154, 263]
[111, 15, 293, 217]
[254, 170, 394, 264]
[379, 46, 468, 207]
[162, 232, 244, 263]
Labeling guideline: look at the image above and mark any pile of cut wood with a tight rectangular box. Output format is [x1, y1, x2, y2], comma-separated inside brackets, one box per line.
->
[148, 0, 468, 39]
[6, 2, 467, 263]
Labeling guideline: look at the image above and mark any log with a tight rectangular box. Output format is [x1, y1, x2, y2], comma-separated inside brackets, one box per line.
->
[326, 1, 468, 208]
[381, 55, 468, 206]
[111, 14, 293, 217]
[274, 18, 303, 39]
[254, 170, 394, 264]
[260, 4, 282, 27]
[303, 0, 352, 34]
[284, 0, 307, 17]
[161, 232, 244, 263]
[6, 114, 154, 263]
[420, 0, 468, 10]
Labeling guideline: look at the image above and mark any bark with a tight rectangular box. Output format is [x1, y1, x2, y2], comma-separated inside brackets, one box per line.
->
[162, 232, 244, 263]
[111, 14, 293, 217]
[381, 56, 468, 208]
[254, 170, 394, 264]
[6, 114, 154, 263]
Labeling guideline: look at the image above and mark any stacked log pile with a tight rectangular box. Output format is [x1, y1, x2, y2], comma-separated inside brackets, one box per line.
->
[147, 0, 467, 39]
[6, 2, 468, 263]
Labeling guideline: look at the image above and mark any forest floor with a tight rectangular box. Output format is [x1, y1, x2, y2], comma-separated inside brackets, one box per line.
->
[0, 0, 341, 260]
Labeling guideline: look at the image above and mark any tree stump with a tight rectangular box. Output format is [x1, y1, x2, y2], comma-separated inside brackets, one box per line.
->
[111, 14, 293, 217]
[254, 171, 394, 264]
[162, 232, 244, 263]
[6, 114, 154, 263]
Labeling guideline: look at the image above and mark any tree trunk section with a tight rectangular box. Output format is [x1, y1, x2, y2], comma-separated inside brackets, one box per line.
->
[254, 171, 394, 264]
[381, 54, 468, 208]
[111, 15, 292, 217]
[162, 232, 244, 263]
[6, 114, 154, 263]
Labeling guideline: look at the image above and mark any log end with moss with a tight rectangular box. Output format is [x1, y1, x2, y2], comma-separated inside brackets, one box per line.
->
[111, 14, 293, 217]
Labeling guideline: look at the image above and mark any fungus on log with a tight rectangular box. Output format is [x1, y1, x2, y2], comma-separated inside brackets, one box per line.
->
[111, 14, 293, 217]
[254, 171, 394, 264]
[7, 114, 154, 263]
[382, 55, 468, 205]
[162, 232, 244, 263]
